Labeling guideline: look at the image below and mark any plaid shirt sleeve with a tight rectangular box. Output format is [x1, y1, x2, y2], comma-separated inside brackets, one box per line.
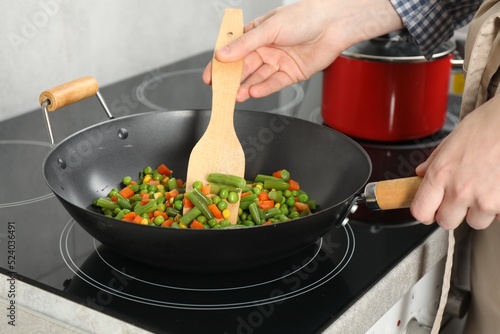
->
[390, 0, 483, 58]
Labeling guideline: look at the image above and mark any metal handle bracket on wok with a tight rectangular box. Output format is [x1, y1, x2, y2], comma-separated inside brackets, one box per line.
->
[39, 76, 114, 146]
[337, 176, 423, 227]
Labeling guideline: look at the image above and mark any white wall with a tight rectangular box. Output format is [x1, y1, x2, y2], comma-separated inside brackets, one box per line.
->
[0, 0, 281, 121]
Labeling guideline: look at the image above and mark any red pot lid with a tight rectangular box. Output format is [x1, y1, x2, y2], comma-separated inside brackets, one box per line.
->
[342, 33, 455, 63]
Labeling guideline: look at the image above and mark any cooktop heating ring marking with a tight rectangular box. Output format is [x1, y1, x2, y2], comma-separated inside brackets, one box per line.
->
[135, 68, 304, 115]
[60, 219, 356, 310]
[0, 140, 54, 208]
[93, 238, 322, 292]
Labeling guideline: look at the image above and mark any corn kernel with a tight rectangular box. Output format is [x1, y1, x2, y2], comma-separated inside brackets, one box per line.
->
[179, 222, 188, 229]
[222, 209, 231, 220]
[141, 219, 149, 225]
[274, 203, 281, 209]
[143, 174, 152, 183]
[153, 192, 163, 199]
[255, 184, 263, 190]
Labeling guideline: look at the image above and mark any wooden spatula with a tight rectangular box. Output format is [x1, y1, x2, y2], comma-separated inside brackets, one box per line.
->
[184, 8, 245, 224]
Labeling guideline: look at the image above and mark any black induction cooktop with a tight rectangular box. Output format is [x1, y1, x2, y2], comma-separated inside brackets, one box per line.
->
[0, 51, 438, 334]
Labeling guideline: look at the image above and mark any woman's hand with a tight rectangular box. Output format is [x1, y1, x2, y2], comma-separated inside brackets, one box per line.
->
[203, 0, 403, 102]
[412, 94, 500, 230]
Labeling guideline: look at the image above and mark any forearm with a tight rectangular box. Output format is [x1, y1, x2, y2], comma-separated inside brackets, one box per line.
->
[390, 0, 482, 58]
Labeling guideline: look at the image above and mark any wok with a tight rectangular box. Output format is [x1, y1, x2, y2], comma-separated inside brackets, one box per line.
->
[40, 77, 421, 272]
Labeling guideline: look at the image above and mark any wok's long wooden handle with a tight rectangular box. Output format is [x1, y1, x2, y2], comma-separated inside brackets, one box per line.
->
[39, 76, 98, 112]
[365, 176, 422, 210]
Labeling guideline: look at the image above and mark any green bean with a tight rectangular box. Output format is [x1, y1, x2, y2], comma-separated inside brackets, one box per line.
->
[167, 177, 178, 191]
[95, 197, 120, 210]
[179, 207, 202, 225]
[166, 207, 181, 217]
[117, 197, 132, 210]
[192, 188, 212, 206]
[185, 191, 214, 220]
[240, 193, 258, 202]
[254, 174, 281, 183]
[207, 173, 246, 189]
[264, 207, 282, 219]
[268, 190, 283, 203]
[209, 183, 241, 194]
[264, 180, 290, 191]
[134, 200, 157, 216]
[248, 202, 261, 224]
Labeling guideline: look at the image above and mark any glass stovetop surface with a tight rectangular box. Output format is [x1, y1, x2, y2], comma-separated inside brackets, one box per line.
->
[0, 52, 437, 334]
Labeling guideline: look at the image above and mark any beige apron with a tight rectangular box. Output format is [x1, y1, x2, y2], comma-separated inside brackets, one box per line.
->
[429, 1, 500, 333]
[461, 1, 500, 332]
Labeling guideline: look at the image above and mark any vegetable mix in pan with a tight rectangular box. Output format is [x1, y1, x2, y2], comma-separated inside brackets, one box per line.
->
[93, 164, 317, 229]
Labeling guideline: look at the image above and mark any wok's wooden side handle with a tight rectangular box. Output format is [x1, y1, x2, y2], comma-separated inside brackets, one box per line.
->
[365, 176, 423, 210]
[39, 76, 98, 112]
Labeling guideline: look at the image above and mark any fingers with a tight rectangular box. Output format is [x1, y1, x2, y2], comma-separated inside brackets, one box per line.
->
[411, 174, 498, 230]
[202, 62, 213, 85]
[214, 19, 277, 63]
[410, 176, 444, 225]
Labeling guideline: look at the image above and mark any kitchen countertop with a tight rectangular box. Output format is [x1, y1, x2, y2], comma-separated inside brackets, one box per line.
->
[0, 227, 449, 333]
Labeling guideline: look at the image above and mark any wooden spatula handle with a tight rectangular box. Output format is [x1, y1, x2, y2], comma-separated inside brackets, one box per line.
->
[209, 9, 243, 131]
[365, 176, 422, 210]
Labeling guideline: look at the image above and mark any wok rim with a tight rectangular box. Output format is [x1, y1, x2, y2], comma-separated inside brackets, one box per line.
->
[42, 109, 373, 232]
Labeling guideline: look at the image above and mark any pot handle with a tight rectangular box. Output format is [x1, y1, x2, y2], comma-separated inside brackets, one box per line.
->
[39, 76, 113, 146]
[364, 176, 422, 210]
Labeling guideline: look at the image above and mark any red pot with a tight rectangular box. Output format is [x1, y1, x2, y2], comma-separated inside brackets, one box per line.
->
[322, 35, 457, 142]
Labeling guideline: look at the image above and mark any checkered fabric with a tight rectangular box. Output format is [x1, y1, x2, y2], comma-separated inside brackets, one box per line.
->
[390, 0, 483, 58]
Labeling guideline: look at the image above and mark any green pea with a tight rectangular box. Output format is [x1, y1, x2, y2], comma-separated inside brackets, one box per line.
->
[280, 169, 291, 182]
[157, 203, 166, 212]
[220, 220, 232, 227]
[217, 200, 227, 211]
[243, 220, 255, 226]
[219, 188, 229, 199]
[288, 211, 300, 219]
[285, 197, 295, 207]
[196, 215, 207, 224]
[252, 187, 261, 195]
[212, 195, 222, 205]
[153, 215, 165, 226]
[156, 196, 166, 204]
[227, 191, 239, 204]
[144, 166, 153, 175]
[192, 180, 203, 191]
[122, 176, 132, 186]
[148, 185, 157, 193]
[173, 200, 183, 211]
[283, 189, 292, 198]
[207, 218, 218, 228]
[298, 193, 309, 203]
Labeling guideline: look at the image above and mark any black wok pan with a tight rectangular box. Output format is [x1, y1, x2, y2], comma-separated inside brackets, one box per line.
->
[40, 77, 421, 272]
